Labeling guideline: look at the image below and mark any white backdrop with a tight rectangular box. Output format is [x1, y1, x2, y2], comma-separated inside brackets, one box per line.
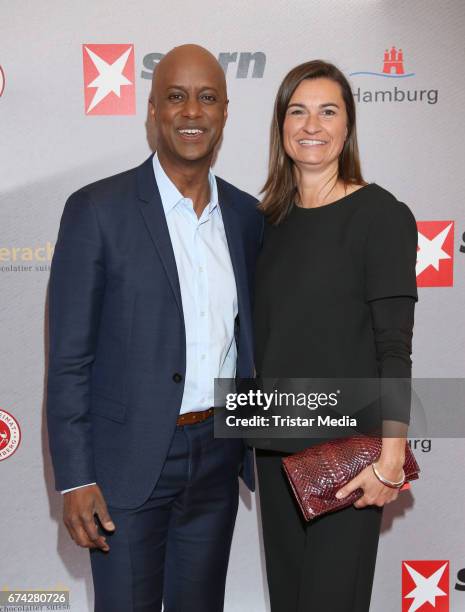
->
[1, 1, 465, 610]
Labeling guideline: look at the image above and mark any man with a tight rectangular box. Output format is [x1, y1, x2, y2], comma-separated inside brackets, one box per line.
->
[47, 44, 263, 611]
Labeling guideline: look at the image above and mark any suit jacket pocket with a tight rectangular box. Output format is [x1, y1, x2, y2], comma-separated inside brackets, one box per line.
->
[90, 391, 127, 423]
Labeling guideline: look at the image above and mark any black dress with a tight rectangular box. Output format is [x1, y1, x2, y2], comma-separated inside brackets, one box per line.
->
[253, 184, 418, 612]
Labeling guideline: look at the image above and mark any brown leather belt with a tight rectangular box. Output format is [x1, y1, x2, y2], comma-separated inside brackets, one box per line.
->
[176, 407, 214, 427]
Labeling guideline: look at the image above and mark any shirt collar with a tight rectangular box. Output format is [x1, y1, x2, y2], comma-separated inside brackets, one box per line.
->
[152, 152, 218, 216]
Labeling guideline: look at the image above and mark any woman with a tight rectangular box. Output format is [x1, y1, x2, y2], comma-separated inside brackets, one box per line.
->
[253, 61, 418, 611]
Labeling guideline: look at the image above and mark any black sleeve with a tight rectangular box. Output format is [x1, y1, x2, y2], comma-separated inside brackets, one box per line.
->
[365, 200, 418, 302]
[370, 296, 416, 424]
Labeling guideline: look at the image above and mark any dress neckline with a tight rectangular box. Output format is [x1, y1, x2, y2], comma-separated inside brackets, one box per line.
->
[292, 183, 376, 213]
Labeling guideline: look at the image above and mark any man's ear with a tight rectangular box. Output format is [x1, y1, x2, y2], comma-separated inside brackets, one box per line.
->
[223, 98, 229, 126]
[148, 98, 156, 122]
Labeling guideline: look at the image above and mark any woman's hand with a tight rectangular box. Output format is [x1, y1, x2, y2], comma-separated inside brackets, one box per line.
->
[335, 459, 404, 508]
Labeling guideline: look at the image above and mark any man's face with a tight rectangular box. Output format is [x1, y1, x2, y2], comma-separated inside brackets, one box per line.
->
[149, 52, 228, 165]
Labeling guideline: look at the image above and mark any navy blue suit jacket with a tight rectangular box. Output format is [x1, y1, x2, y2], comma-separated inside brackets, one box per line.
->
[47, 155, 263, 509]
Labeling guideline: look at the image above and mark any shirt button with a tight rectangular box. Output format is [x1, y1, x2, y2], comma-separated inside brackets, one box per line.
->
[200, 311, 205, 317]
[201, 354, 206, 360]
[199, 266, 203, 272]
[172, 373, 183, 383]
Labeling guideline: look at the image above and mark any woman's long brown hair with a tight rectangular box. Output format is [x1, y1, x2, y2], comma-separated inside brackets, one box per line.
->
[259, 60, 366, 225]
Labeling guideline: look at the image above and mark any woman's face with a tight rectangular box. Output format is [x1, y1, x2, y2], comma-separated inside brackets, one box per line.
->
[283, 77, 348, 171]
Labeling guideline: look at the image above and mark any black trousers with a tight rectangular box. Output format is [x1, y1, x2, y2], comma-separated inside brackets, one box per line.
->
[90, 418, 243, 612]
[256, 449, 383, 612]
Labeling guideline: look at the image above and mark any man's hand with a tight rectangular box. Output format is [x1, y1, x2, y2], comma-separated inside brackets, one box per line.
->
[63, 484, 115, 551]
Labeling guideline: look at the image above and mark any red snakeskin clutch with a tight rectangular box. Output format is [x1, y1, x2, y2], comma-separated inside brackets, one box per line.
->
[282, 436, 420, 521]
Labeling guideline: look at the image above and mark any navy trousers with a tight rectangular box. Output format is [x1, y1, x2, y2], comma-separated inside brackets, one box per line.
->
[90, 417, 242, 612]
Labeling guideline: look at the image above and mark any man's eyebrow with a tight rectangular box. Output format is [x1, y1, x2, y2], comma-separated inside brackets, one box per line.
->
[166, 85, 220, 92]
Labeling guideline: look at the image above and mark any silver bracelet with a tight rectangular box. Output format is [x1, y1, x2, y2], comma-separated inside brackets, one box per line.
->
[372, 462, 405, 489]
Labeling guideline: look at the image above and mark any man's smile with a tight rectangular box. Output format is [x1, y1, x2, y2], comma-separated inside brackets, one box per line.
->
[177, 127, 207, 140]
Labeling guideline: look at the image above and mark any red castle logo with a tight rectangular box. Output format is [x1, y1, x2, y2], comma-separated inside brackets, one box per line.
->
[383, 46, 405, 75]
[350, 47, 415, 78]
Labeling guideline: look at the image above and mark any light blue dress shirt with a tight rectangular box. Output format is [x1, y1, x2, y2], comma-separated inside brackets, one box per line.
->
[153, 153, 238, 414]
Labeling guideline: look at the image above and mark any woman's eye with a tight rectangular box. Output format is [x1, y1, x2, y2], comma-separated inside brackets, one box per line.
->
[289, 109, 303, 115]
[322, 109, 336, 116]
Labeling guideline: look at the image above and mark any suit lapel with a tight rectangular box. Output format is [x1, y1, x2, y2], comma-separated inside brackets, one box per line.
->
[136, 155, 183, 316]
[217, 181, 249, 302]
[135, 157, 252, 345]
[217, 180, 252, 362]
